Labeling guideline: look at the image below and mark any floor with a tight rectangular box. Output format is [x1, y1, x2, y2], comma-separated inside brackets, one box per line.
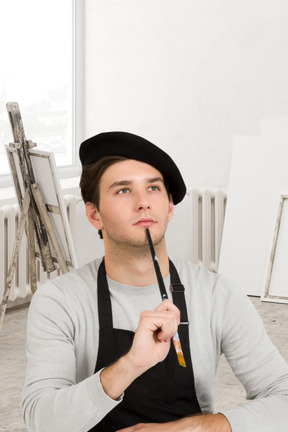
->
[0, 297, 287, 431]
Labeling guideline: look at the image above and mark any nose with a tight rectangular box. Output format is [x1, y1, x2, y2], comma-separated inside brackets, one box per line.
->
[135, 190, 151, 211]
[138, 202, 151, 211]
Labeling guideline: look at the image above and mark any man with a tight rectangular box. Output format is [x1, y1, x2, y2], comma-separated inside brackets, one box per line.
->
[22, 131, 288, 432]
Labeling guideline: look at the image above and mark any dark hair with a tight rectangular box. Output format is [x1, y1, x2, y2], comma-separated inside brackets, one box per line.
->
[79, 155, 170, 239]
[80, 155, 128, 206]
[80, 156, 128, 238]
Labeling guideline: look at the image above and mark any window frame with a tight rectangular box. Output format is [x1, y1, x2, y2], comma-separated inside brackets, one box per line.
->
[0, 0, 84, 189]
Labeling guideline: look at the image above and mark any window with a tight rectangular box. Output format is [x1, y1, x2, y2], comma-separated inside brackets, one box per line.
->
[0, 0, 82, 186]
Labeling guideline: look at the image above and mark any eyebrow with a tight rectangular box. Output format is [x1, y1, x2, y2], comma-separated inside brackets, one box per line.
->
[108, 177, 164, 190]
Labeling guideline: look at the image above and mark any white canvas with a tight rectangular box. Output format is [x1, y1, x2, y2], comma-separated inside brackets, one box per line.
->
[6, 145, 78, 269]
[262, 195, 288, 303]
[219, 136, 288, 297]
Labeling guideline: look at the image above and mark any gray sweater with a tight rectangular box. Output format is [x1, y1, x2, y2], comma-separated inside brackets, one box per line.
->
[22, 257, 288, 432]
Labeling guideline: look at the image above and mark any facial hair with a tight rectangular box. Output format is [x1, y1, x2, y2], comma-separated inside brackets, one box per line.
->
[100, 216, 168, 259]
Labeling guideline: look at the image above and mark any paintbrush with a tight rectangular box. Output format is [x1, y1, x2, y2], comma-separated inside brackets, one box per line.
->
[146, 228, 186, 367]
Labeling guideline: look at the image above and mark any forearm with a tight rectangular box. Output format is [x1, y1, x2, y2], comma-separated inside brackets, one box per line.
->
[117, 413, 231, 431]
[179, 414, 231, 432]
[221, 393, 288, 432]
[100, 353, 147, 400]
[23, 371, 121, 432]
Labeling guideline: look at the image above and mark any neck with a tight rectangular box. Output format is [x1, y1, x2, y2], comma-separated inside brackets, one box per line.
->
[103, 239, 169, 287]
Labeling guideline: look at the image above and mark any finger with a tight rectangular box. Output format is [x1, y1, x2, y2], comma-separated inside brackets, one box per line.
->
[155, 300, 180, 322]
[139, 313, 179, 342]
[116, 423, 147, 431]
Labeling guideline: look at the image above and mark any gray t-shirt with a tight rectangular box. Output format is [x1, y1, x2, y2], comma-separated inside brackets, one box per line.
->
[22, 257, 288, 432]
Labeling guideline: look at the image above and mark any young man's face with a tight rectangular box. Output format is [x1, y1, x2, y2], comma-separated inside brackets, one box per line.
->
[86, 159, 174, 249]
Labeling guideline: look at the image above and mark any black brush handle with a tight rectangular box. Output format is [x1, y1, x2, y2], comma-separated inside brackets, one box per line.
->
[146, 228, 168, 301]
[145, 228, 186, 367]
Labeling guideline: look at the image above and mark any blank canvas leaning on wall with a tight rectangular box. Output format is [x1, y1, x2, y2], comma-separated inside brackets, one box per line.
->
[262, 195, 288, 304]
[219, 136, 288, 297]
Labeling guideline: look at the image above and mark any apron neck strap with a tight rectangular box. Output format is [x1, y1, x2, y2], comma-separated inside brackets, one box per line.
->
[97, 258, 188, 329]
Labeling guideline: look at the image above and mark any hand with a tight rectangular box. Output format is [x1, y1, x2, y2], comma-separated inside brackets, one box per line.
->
[116, 414, 232, 432]
[126, 299, 180, 372]
[116, 421, 176, 431]
[100, 300, 180, 400]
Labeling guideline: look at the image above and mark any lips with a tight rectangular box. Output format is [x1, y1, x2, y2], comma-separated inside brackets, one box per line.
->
[134, 218, 156, 227]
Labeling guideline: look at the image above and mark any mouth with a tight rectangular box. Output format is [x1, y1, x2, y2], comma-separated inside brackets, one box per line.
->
[134, 218, 156, 227]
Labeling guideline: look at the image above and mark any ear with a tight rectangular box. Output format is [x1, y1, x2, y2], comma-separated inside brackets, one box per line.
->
[168, 194, 174, 222]
[85, 202, 104, 230]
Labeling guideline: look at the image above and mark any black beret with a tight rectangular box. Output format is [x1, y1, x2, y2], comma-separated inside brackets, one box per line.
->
[79, 131, 186, 205]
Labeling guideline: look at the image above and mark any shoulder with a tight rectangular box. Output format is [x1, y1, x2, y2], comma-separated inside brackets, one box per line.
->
[27, 258, 103, 337]
[31, 258, 103, 310]
[169, 258, 262, 341]
[170, 256, 220, 291]
[169, 256, 248, 304]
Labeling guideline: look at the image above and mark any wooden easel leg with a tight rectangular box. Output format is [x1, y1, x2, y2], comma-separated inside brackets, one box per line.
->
[31, 183, 69, 274]
[0, 191, 30, 333]
[27, 214, 37, 293]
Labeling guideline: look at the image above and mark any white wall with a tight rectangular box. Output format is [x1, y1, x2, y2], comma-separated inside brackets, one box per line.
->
[3, 1, 288, 277]
[84, 0, 288, 190]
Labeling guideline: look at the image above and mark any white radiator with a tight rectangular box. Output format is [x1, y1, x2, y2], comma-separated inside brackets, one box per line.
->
[0, 194, 79, 307]
[164, 187, 228, 273]
[188, 187, 227, 272]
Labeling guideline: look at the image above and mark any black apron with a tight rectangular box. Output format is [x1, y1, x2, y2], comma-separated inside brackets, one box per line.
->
[90, 259, 201, 431]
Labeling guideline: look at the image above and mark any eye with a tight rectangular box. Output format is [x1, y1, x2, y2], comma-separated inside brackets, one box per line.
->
[116, 188, 130, 194]
[148, 185, 160, 191]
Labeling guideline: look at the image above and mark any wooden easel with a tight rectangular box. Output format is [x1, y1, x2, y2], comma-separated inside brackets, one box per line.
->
[0, 102, 71, 332]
